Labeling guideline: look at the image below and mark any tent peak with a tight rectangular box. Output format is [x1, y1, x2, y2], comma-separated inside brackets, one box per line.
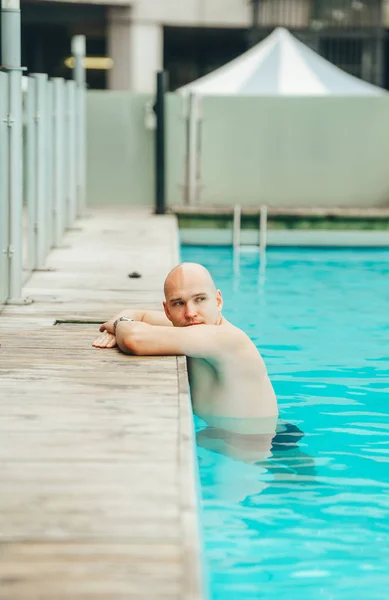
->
[178, 27, 386, 97]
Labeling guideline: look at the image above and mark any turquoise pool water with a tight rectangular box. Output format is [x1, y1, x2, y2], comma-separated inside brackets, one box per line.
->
[180, 247, 389, 600]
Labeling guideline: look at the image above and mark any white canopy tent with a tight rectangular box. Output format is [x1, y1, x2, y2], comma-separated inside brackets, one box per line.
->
[179, 27, 384, 97]
[178, 28, 386, 205]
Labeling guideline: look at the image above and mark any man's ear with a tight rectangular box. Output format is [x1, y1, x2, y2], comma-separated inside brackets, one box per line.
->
[216, 290, 223, 312]
[163, 301, 172, 322]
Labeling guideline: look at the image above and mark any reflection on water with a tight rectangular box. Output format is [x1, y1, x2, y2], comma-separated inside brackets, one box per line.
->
[196, 417, 316, 505]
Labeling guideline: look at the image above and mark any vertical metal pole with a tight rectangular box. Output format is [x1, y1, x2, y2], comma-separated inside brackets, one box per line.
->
[31, 73, 48, 269]
[362, 40, 373, 83]
[155, 70, 166, 215]
[72, 35, 86, 217]
[187, 93, 199, 206]
[233, 205, 241, 282]
[233, 204, 241, 251]
[52, 78, 65, 246]
[66, 80, 77, 227]
[46, 80, 54, 251]
[375, 1, 384, 88]
[0, 72, 10, 304]
[259, 205, 267, 253]
[259, 205, 267, 284]
[26, 76, 36, 272]
[1, 0, 24, 302]
[1, 0, 21, 68]
[248, 0, 260, 48]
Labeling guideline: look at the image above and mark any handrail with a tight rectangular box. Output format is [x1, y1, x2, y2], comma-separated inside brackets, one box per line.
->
[233, 204, 241, 251]
[260, 204, 268, 254]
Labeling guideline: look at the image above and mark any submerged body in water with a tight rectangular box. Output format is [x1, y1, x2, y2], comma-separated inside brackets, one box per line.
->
[195, 416, 315, 503]
[197, 419, 309, 464]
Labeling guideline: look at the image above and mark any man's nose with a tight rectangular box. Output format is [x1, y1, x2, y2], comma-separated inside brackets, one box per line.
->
[185, 302, 198, 319]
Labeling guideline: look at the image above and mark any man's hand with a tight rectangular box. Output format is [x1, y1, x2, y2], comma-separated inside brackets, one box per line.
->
[92, 308, 172, 351]
[99, 320, 115, 335]
[92, 326, 117, 349]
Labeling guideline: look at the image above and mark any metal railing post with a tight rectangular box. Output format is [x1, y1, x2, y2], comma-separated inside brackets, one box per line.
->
[1, 0, 24, 302]
[0, 73, 10, 303]
[259, 205, 268, 254]
[52, 78, 66, 246]
[66, 80, 77, 228]
[155, 71, 167, 215]
[25, 76, 36, 272]
[72, 35, 86, 217]
[46, 79, 54, 252]
[31, 73, 48, 269]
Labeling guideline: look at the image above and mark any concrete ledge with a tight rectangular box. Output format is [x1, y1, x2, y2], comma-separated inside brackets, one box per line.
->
[180, 228, 389, 247]
[170, 205, 389, 218]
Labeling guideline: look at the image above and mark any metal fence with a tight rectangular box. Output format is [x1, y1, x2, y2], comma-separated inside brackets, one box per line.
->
[251, 0, 385, 86]
[256, 0, 383, 29]
[0, 36, 86, 305]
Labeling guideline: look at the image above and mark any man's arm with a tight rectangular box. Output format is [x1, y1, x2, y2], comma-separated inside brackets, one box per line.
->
[114, 321, 242, 357]
[109, 309, 172, 327]
[92, 309, 171, 348]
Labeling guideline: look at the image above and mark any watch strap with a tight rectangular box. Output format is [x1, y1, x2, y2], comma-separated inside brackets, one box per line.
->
[113, 316, 135, 335]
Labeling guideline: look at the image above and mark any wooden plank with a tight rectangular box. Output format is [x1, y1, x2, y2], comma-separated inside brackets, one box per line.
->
[0, 208, 203, 599]
[0, 543, 181, 599]
[0, 431, 177, 461]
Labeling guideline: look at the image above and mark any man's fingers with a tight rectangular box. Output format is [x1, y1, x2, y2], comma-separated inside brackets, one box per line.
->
[99, 323, 107, 332]
[105, 333, 116, 348]
[93, 332, 116, 349]
[93, 334, 106, 347]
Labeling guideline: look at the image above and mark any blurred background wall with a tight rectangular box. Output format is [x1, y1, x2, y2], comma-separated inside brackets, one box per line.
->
[87, 92, 389, 208]
[8, 0, 389, 92]
[10, 0, 389, 208]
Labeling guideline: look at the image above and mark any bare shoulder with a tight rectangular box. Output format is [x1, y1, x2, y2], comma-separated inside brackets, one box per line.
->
[219, 322, 266, 371]
[216, 321, 253, 349]
[220, 321, 245, 335]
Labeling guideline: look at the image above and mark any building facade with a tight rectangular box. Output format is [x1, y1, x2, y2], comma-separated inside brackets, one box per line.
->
[16, 0, 389, 91]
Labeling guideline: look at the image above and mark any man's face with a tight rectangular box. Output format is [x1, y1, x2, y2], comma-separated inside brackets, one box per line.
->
[163, 275, 223, 327]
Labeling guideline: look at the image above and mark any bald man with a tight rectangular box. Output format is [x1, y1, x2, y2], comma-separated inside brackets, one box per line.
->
[93, 262, 278, 433]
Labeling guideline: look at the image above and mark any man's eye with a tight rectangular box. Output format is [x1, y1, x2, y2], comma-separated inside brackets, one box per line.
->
[196, 297, 206, 302]
[174, 301, 183, 306]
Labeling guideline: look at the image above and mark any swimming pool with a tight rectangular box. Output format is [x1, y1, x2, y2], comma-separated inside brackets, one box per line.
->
[181, 246, 389, 600]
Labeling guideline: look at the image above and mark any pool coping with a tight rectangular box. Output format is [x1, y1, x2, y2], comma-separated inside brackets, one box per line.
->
[177, 356, 207, 600]
[171, 205, 389, 247]
[179, 228, 389, 247]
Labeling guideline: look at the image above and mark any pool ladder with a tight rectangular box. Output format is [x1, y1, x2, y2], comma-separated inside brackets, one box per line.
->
[233, 204, 268, 254]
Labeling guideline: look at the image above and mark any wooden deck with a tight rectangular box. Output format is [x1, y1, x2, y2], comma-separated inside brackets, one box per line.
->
[0, 208, 203, 599]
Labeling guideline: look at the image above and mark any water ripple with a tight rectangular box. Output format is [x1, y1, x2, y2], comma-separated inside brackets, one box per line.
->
[182, 246, 389, 600]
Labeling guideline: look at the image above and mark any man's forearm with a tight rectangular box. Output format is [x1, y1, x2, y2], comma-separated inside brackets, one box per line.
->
[109, 309, 172, 327]
[111, 309, 146, 322]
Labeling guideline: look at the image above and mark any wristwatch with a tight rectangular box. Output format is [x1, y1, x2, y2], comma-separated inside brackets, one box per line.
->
[113, 316, 135, 335]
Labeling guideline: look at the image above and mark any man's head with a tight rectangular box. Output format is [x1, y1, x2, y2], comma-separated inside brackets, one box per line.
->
[163, 262, 223, 327]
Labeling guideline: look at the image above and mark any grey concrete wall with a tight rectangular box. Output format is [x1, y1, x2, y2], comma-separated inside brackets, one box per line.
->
[87, 91, 185, 207]
[188, 96, 389, 208]
[87, 91, 389, 208]
[86, 91, 154, 206]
